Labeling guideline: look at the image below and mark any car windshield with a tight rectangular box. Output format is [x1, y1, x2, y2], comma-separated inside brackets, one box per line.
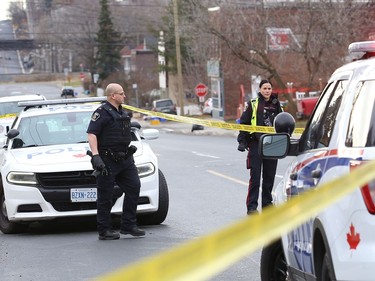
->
[155, 100, 172, 107]
[12, 111, 92, 148]
[11, 111, 140, 149]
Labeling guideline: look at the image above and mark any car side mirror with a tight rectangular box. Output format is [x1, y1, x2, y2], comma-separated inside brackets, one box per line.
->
[6, 129, 20, 139]
[259, 133, 290, 159]
[142, 129, 159, 140]
[131, 121, 141, 129]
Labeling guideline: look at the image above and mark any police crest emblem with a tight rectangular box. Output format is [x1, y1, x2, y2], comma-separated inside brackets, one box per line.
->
[91, 112, 100, 121]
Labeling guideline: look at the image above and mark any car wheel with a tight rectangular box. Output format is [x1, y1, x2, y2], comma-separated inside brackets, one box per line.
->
[0, 190, 28, 234]
[321, 253, 336, 281]
[260, 239, 288, 281]
[137, 169, 169, 225]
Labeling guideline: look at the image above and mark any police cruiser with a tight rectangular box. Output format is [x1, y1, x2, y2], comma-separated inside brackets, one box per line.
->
[259, 41, 375, 280]
[0, 97, 169, 234]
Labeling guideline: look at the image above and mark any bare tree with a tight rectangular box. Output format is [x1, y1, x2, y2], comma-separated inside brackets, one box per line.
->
[31, 0, 100, 73]
[161, 0, 375, 117]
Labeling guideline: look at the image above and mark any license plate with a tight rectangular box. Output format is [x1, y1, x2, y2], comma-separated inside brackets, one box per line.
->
[70, 188, 97, 202]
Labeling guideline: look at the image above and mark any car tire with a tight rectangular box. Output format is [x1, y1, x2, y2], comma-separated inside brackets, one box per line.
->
[137, 169, 169, 225]
[0, 189, 28, 234]
[321, 253, 336, 281]
[260, 239, 288, 281]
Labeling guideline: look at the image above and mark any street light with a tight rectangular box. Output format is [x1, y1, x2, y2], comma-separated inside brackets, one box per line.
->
[207, 6, 223, 119]
[173, 0, 184, 115]
[208, 6, 220, 12]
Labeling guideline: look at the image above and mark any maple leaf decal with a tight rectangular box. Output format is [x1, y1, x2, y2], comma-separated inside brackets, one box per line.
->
[346, 223, 360, 250]
[73, 153, 87, 158]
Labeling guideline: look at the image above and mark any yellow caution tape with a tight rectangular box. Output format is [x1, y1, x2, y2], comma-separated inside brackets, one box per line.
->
[0, 113, 17, 119]
[123, 105, 304, 135]
[95, 160, 375, 281]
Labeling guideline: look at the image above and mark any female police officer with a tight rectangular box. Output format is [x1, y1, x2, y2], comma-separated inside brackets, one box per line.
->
[87, 83, 145, 240]
[237, 80, 283, 215]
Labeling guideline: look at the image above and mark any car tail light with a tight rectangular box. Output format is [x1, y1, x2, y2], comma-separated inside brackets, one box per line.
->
[350, 160, 375, 214]
[361, 182, 375, 214]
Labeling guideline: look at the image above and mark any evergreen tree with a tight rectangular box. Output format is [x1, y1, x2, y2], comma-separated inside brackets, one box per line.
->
[95, 0, 122, 83]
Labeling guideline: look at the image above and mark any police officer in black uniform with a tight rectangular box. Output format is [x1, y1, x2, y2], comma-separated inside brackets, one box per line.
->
[87, 83, 145, 240]
[237, 80, 283, 215]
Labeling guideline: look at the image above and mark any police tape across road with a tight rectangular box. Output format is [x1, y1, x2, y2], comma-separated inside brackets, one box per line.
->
[94, 159, 375, 281]
[122, 105, 305, 135]
[0, 104, 304, 134]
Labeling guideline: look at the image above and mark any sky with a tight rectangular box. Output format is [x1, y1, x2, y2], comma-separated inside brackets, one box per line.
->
[0, 0, 14, 21]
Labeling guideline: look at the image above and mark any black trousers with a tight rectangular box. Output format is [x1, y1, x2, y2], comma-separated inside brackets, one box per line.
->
[95, 155, 140, 234]
[246, 140, 278, 211]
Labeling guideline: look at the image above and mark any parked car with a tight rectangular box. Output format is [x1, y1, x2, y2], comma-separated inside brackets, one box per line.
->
[0, 97, 169, 234]
[203, 97, 213, 115]
[296, 96, 319, 119]
[259, 41, 375, 280]
[61, 86, 75, 97]
[0, 94, 46, 145]
[152, 98, 177, 115]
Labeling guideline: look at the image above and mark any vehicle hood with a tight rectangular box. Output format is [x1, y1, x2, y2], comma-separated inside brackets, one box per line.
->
[7, 143, 143, 166]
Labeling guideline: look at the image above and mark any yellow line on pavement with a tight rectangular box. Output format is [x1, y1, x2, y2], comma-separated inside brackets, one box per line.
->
[207, 170, 248, 186]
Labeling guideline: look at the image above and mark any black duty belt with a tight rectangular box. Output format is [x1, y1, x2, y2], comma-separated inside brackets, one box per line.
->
[99, 149, 128, 162]
[100, 145, 137, 162]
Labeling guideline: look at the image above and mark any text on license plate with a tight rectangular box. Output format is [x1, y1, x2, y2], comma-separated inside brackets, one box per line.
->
[71, 188, 97, 202]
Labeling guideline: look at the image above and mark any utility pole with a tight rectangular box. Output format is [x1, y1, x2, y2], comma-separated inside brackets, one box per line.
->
[173, 0, 184, 115]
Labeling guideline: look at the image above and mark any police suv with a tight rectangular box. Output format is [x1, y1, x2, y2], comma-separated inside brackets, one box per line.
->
[259, 41, 375, 280]
[0, 97, 169, 234]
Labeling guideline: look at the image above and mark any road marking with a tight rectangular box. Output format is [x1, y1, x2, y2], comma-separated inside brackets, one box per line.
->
[192, 151, 220, 159]
[207, 170, 283, 185]
[207, 170, 248, 186]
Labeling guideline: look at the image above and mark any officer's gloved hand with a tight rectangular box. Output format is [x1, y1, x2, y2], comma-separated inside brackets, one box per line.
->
[129, 145, 137, 155]
[91, 154, 106, 170]
[237, 142, 247, 152]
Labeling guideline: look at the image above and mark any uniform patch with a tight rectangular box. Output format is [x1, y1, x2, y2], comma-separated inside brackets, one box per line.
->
[91, 112, 100, 121]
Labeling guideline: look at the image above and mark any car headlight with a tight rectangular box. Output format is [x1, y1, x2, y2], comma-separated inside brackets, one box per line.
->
[7, 172, 37, 185]
[136, 163, 155, 178]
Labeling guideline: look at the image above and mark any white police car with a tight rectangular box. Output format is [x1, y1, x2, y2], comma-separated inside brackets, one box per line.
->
[0, 97, 169, 234]
[260, 41, 375, 280]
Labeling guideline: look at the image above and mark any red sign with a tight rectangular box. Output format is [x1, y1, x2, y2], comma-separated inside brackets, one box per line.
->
[195, 83, 208, 97]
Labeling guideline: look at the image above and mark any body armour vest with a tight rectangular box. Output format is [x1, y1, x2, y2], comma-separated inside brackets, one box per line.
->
[97, 103, 132, 151]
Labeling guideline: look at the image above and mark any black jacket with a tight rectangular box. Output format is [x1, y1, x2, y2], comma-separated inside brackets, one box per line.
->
[237, 93, 283, 145]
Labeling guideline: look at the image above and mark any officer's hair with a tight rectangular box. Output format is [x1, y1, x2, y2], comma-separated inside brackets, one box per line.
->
[259, 79, 272, 88]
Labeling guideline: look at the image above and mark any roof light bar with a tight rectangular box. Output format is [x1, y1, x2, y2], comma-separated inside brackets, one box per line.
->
[348, 41, 375, 54]
[18, 97, 107, 107]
